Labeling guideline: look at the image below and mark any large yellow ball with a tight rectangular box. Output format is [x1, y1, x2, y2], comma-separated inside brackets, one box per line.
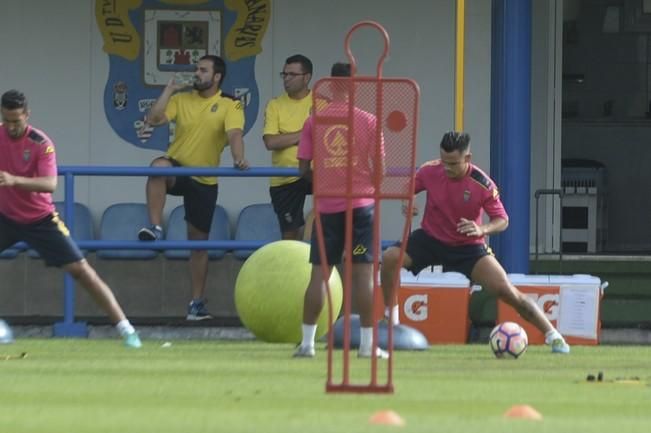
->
[234, 240, 343, 343]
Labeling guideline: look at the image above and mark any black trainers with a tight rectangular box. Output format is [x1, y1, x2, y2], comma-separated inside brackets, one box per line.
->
[138, 225, 163, 241]
[186, 299, 213, 321]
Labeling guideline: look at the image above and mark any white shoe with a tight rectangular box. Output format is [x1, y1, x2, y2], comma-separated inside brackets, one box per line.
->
[546, 331, 571, 354]
[293, 344, 315, 358]
[358, 347, 390, 359]
[550, 338, 571, 354]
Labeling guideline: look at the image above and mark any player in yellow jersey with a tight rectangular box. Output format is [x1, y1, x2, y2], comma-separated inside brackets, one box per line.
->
[263, 55, 313, 240]
[139, 55, 248, 320]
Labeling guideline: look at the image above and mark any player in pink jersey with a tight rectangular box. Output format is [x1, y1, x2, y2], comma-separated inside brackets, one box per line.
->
[381, 131, 570, 354]
[293, 63, 387, 359]
[0, 90, 141, 348]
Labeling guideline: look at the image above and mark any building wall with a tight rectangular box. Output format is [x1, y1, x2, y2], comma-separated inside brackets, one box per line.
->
[0, 0, 492, 240]
[0, 0, 495, 319]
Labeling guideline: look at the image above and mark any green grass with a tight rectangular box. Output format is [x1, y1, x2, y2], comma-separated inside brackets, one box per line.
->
[0, 339, 649, 433]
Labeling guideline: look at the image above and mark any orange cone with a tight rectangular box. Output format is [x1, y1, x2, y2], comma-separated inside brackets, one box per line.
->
[503, 404, 543, 420]
[369, 410, 406, 426]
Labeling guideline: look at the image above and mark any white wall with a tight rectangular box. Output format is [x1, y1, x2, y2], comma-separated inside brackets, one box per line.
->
[0, 0, 492, 240]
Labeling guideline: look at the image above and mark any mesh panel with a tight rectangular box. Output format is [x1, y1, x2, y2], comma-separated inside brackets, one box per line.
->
[311, 77, 418, 200]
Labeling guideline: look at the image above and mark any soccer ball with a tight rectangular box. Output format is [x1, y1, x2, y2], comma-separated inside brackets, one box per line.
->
[489, 321, 528, 359]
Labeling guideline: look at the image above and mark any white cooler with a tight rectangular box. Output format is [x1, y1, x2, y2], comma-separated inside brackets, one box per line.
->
[497, 274, 606, 345]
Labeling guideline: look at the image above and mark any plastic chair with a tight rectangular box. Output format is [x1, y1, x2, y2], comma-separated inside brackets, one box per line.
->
[164, 204, 231, 260]
[28, 202, 94, 258]
[233, 203, 281, 260]
[97, 203, 157, 259]
[0, 243, 22, 259]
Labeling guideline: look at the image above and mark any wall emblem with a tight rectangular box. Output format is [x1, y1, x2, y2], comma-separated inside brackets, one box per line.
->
[96, 0, 269, 150]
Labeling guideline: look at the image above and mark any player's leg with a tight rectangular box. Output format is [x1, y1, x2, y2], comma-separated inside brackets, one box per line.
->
[380, 246, 413, 322]
[470, 254, 570, 354]
[26, 213, 141, 348]
[302, 264, 331, 324]
[0, 214, 19, 254]
[294, 211, 340, 357]
[381, 228, 436, 325]
[63, 260, 141, 348]
[353, 262, 388, 358]
[350, 205, 388, 358]
[293, 263, 330, 357]
[187, 222, 211, 320]
[270, 178, 309, 241]
[139, 156, 175, 240]
[184, 181, 218, 321]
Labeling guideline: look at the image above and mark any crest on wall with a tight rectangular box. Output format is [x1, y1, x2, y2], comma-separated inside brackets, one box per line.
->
[96, 0, 269, 150]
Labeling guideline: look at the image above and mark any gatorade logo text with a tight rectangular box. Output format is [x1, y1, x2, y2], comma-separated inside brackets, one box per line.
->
[404, 294, 428, 321]
[526, 293, 559, 321]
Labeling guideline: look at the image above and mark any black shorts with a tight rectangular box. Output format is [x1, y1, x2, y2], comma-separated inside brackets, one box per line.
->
[167, 159, 218, 234]
[309, 205, 374, 265]
[0, 212, 83, 267]
[402, 228, 492, 279]
[269, 178, 312, 232]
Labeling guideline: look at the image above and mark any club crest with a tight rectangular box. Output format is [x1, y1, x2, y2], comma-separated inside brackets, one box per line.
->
[96, 0, 269, 150]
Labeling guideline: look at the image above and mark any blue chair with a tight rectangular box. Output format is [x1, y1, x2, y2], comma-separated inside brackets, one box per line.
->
[0, 243, 22, 259]
[97, 203, 157, 260]
[164, 204, 231, 260]
[233, 203, 281, 260]
[28, 202, 94, 258]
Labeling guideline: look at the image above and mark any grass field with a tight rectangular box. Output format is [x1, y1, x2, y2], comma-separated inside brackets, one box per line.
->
[0, 339, 649, 433]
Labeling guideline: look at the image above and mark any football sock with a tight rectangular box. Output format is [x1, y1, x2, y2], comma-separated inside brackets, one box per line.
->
[359, 327, 373, 352]
[301, 324, 317, 348]
[384, 305, 399, 325]
[116, 319, 135, 337]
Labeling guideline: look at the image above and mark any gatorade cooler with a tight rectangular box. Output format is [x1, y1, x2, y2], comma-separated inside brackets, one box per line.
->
[497, 274, 605, 345]
[396, 269, 472, 344]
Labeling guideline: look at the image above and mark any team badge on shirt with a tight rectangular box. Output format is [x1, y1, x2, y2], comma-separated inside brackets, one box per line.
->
[463, 190, 471, 202]
[23, 150, 31, 161]
[211, 103, 218, 112]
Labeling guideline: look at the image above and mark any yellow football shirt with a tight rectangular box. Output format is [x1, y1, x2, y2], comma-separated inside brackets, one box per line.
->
[165, 90, 244, 185]
[263, 91, 312, 187]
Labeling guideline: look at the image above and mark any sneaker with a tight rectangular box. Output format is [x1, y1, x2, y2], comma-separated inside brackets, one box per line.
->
[186, 299, 213, 321]
[293, 344, 315, 358]
[358, 347, 390, 359]
[551, 338, 571, 354]
[123, 332, 142, 349]
[138, 225, 163, 241]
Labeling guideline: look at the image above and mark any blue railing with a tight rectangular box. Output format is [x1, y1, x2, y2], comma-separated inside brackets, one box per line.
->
[48, 166, 300, 337]
[38, 166, 399, 337]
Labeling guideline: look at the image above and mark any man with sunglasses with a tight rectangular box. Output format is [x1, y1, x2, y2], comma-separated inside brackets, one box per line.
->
[263, 54, 314, 240]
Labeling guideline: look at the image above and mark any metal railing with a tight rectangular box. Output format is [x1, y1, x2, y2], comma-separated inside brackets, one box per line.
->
[43, 166, 299, 336]
[23, 166, 397, 336]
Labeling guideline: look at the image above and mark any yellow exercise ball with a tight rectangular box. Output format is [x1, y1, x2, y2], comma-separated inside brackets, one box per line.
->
[235, 240, 343, 343]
